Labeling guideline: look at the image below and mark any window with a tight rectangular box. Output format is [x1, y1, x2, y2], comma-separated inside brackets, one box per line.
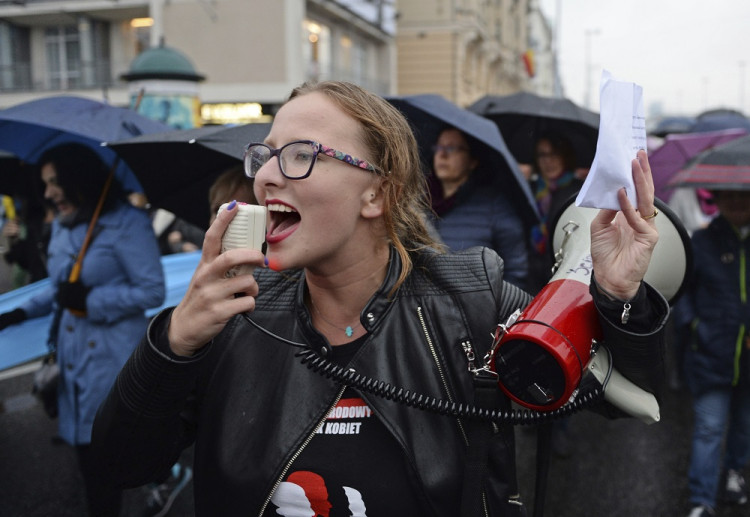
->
[338, 34, 369, 85]
[44, 17, 111, 90]
[45, 25, 81, 89]
[0, 21, 31, 91]
[302, 19, 331, 82]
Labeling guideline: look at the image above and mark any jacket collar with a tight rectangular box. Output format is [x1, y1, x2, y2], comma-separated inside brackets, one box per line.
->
[293, 245, 402, 356]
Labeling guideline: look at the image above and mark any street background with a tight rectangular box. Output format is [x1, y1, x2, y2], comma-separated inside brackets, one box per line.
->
[1, 359, 749, 517]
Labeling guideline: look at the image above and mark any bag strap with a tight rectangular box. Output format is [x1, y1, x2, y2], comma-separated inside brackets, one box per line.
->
[460, 370, 501, 517]
[68, 166, 115, 283]
[63, 164, 116, 318]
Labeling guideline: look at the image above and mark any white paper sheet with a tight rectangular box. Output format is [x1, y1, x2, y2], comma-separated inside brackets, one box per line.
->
[576, 70, 647, 210]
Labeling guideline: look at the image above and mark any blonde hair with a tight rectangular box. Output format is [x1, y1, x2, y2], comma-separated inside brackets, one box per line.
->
[288, 81, 441, 291]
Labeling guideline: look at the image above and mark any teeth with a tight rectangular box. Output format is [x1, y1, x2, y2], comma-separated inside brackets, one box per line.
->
[267, 203, 297, 213]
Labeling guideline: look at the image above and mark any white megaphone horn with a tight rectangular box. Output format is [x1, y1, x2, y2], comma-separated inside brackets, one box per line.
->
[488, 195, 691, 416]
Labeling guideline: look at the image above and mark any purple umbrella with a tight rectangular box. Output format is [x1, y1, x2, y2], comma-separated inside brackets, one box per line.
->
[649, 128, 748, 202]
[668, 133, 750, 191]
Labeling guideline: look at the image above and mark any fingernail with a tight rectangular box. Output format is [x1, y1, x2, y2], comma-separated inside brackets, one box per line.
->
[264, 256, 269, 267]
[227, 200, 237, 211]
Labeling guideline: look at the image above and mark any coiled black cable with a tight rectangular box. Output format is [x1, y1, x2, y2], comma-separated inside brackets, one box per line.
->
[242, 312, 608, 425]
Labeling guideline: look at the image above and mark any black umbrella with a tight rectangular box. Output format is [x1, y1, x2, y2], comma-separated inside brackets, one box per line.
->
[386, 94, 540, 226]
[104, 122, 271, 229]
[468, 92, 600, 169]
[667, 134, 750, 191]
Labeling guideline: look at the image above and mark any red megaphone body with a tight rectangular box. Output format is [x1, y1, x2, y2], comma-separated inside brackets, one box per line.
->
[490, 227, 600, 411]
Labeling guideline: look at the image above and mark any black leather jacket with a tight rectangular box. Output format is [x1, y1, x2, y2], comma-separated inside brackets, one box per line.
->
[93, 246, 668, 516]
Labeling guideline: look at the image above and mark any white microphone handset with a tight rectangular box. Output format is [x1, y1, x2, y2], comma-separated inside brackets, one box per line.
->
[219, 202, 267, 277]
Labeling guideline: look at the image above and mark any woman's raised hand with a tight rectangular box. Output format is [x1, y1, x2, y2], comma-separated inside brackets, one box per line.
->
[589, 149, 659, 300]
[168, 202, 265, 357]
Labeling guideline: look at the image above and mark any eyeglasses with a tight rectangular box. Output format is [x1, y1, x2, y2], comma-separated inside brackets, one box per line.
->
[432, 144, 469, 155]
[244, 140, 381, 180]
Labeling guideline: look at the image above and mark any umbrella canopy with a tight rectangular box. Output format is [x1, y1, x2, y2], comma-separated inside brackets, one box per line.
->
[468, 91, 600, 169]
[386, 94, 539, 226]
[0, 95, 171, 194]
[104, 122, 271, 229]
[690, 109, 750, 133]
[649, 115, 697, 138]
[668, 134, 750, 191]
[649, 128, 748, 201]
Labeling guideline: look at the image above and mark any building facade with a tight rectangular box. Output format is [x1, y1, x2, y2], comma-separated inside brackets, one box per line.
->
[0, 0, 395, 123]
[0, 0, 557, 120]
[396, 0, 545, 107]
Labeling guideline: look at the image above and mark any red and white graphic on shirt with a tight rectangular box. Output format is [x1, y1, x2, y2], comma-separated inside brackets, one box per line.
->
[269, 397, 372, 516]
[270, 471, 366, 517]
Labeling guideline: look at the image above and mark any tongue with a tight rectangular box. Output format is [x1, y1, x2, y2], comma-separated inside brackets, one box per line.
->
[270, 213, 300, 236]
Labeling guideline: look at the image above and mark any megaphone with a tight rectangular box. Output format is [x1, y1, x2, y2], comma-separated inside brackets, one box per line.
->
[488, 196, 691, 412]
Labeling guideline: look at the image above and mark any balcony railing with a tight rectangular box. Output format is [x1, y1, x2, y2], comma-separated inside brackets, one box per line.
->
[0, 60, 117, 93]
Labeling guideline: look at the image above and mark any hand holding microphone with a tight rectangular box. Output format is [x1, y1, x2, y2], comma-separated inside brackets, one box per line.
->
[168, 201, 267, 357]
[218, 201, 267, 277]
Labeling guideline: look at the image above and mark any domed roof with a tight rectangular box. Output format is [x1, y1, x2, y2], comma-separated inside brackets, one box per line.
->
[121, 44, 205, 82]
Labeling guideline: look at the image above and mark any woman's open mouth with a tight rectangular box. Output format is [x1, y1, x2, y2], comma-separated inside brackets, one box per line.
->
[265, 202, 300, 244]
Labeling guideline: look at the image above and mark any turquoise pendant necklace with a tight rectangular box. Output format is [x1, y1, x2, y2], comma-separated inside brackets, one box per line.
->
[310, 299, 361, 337]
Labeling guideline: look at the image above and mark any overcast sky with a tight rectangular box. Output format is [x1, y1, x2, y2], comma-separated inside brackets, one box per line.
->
[538, 0, 750, 119]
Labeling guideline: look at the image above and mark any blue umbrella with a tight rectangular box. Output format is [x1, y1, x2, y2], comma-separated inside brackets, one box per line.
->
[0, 251, 201, 372]
[386, 94, 540, 226]
[0, 95, 171, 193]
[691, 109, 750, 133]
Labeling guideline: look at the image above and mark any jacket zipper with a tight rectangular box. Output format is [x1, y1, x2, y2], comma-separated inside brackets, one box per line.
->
[416, 306, 468, 444]
[257, 385, 346, 516]
[418, 307, 491, 516]
[733, 244, 747, 384]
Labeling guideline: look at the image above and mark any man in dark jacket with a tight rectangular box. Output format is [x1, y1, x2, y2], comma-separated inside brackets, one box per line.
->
[677, 189, 750, 517]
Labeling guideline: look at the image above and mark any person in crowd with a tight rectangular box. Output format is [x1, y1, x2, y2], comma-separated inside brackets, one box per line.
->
[1, 197, 53, 288]
[208, 164, 258, 224]
[527, 131, 584, 295]
[128, 192, 204, 256]
[92, 81, 667, 516]
[668, 187, 718, 237]
[676, 189, 750, 517]
[427, 126, 529, 289]
[663, 186, 719, 392]
[0, 143, 165, 516]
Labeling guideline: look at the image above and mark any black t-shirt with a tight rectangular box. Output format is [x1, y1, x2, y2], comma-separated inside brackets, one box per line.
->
[263, 336, 425, 516]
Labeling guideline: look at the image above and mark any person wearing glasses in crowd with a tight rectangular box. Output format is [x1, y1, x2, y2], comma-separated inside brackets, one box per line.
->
[428, 127, 529, 290]
[527, 131, 584, 295]
[93, 81, 668, 516]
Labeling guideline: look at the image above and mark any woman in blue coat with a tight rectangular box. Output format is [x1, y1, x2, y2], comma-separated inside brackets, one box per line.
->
[0, 143, 165, 515]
